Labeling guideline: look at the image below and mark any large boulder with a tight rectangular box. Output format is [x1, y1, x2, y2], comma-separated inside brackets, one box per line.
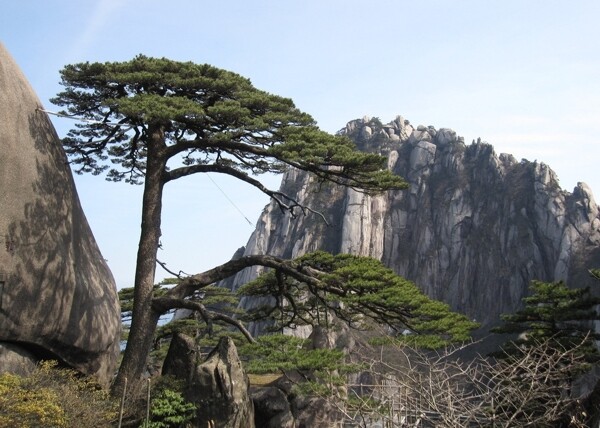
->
[163, 334, 254, 428]
[0, 42, 120, 386]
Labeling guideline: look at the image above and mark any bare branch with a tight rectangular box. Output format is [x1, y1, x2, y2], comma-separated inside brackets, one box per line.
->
[156, 259, 186, 279]
[309, 331, 590, 427]
[151, 297, 255, 343]
[162, 254, 322, 301]
[165, 163, 328, 222]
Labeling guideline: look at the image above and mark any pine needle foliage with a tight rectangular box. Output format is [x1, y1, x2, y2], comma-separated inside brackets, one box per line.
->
[145, 389, 196, 428]
[493, 279, 600, 363]
[239, 251, 478, 349]
[240, 334, 359, 400]
[51, 54, 407, 193]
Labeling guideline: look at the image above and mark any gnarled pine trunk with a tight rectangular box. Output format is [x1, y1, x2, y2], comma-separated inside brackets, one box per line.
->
[112, 124, 167, 396]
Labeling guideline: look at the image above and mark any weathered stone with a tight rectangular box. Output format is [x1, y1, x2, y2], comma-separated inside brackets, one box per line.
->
[224, 116, 600, 341]
[252, 371, 345, 428]
[161, 332, 198, 383]
[171, 335, 254, 428]
[251, 386, 295, 428]
[436, 128, 457, 146]
[408, 128, 432, 143]
[0, 342, 36, 376]
[292, 396, 343, 428]
[0, 42, 120, 386]
[308, 324, 354, 352]
[360, 125, 372, 140]
[391, 115, 414, 141]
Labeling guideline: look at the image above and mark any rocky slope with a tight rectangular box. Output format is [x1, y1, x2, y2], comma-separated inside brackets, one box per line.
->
[226, 116, 600, 336]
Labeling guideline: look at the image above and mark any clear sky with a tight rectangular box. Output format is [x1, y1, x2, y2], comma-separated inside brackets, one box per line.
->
[2, 1, 599, 289]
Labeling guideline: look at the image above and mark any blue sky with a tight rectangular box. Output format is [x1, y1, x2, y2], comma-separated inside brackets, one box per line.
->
[2, 1, 599, 288]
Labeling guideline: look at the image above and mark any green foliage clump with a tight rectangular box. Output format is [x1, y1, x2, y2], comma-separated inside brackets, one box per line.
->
[240, 251, 477, 348]
[240, 334, 358, 399]
[145, 388, 196, 428]
[240, 334, 349, 374]
[493, 279, 600, 363]
[0, 361, 117, 427]
[52, 54, 406, 193]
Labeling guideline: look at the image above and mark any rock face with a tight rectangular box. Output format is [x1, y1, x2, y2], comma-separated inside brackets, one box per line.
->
[250, 386, 295, 428]
[0, 43, 120, 385]
[226, 116, 600, 335]
[251, 374, 344, 428]
[163, 334, 255, 428]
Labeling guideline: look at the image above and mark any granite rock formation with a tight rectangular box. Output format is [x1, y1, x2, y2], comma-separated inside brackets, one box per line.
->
[250, 370, 344, 428]
[164, 334, 255, 428]
[251, 386, 295, 428]
[226, 116, 600, 336]
[0, 42, 120, 385]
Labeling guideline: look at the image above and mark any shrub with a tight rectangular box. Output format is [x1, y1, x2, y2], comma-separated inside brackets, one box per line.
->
[0, 371, 66, 427]
[0, 361, 117, 427]
[145, 388, 196, 428]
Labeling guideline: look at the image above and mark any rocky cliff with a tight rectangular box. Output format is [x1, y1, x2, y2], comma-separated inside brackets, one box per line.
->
[226, 116, 600, 336]
[0, 42, 121, 385]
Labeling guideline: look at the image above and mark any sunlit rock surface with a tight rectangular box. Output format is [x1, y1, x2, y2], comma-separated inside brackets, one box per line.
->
[0, 42, 120, 385]
[226, 116, 600, 336]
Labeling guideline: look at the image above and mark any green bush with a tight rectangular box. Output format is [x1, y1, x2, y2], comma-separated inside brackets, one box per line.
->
[145, 389, 195, 428]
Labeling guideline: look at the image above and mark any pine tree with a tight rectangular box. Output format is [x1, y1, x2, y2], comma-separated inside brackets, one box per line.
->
[51, 55, 408, 394]
[493, 279, 600, 362]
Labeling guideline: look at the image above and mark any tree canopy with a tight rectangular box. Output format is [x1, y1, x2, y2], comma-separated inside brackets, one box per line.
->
[239, 251, 477, 348]
[51, 54, 405, 199]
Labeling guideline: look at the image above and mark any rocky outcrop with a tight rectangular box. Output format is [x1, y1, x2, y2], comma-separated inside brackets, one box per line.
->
[251, 373, 344, 428]
[251, 386, 295, 428]
[0, 42, 120, 385]
[0, 343, 36, 376]
[162, 332, 198, 383]
[163, 334, 254, 428]
[226, 116, 600, 336]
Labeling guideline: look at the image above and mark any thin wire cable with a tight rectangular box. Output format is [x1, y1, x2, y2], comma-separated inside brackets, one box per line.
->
[37, 108, 132, 128]
[206, 174, 254, 227]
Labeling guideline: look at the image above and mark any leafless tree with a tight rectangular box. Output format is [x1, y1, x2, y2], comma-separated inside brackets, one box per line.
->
[304, 334, 591, 427]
